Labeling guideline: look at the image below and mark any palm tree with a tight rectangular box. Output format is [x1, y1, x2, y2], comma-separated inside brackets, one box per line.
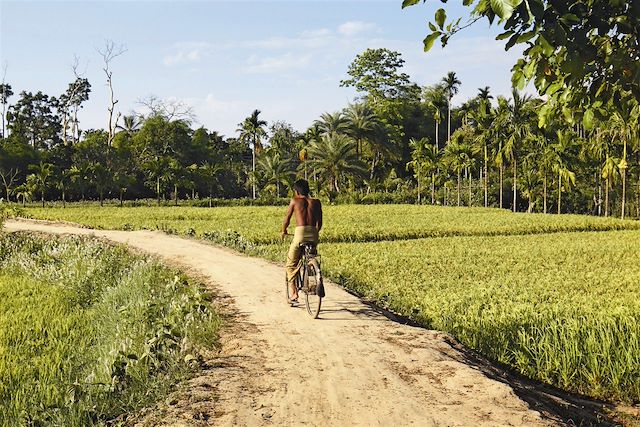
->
[552, 130, 576, 214]
[14, 183, 33, 207]
[442, 71, 461, 147]
[601, 155, 620, 217]
[344, 103, 377, 159]
[501, 89, 535, 212]
[116, 114, 142, 133]
[423, 84, 447, 150]
[28, 162, 54, 207]
[315, 111, 348, 136]
[200, 162, 223, 207]
[407, 137, 436, 204]
[237, 109, 268, 199]
[603, 100, 639, 219]
[306, 133, 366, 194]
[258, 150, 294, 197]
[444, 140, 476, 206]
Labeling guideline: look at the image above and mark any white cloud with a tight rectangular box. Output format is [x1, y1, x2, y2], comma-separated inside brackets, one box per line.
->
[243, 52, 313, 74]
[163, 42, 210, 66]
[338, 21, 378, 37]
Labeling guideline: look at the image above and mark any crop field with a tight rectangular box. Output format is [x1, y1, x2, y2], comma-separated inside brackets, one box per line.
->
[0, 232, 220, 425]
[17, 204, 640, 403]
[25, 204, 640, 244]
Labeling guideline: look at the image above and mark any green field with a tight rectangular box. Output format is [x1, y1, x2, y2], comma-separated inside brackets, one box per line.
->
[25, 204, 640, 244]
[0, 232, 220, 425]
[18, 204, 640, 403]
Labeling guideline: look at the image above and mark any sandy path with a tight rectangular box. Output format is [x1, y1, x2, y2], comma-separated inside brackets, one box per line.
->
[5, 219, 552, 427]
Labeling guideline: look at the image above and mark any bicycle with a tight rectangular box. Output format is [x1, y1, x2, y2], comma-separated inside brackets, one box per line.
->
[284, 238, 325, 319]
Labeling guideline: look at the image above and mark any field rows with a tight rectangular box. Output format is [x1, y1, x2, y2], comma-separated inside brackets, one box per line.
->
[25, 205, 640, 244]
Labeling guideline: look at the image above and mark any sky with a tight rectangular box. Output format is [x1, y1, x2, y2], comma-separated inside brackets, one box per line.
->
[0, 0, 531, 137]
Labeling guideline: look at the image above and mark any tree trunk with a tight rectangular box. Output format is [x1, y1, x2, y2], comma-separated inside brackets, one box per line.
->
[512, 158, 517, 212]
[457, 171, 461, 207]
[605, 181, 609, 217]
[557, 170, 561, 214]
[621, 168, 626, 220]
[431, 172, 435, 204]
[543, 174, 547, 214]
[417, 174, 421, 204]
[499, 165, 504, 209]
[120, 189, 124, 207]
[41, 191, 44, 208]
[156, 176, 160, 206]
[174, 183, 178, 206]
[468, 169, 472, 207]
[447, 99, 451, 146]
[435, 120, 439, 150]
[62, 189, 66, 208]
[252, 142, 256, 199]
[483, 144, 488, 207]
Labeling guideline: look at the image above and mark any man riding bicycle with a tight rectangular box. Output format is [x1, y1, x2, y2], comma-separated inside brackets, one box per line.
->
[280, 179, 322, 303]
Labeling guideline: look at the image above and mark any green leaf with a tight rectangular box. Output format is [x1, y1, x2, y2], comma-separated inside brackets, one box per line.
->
[516, 30, 536, 44]
[490, 0, 523, 20]
[423, 32, 441, 52]
[496, 30, 514, 40]
[428, 22, 437, 32]
[435, 8, 446, 29]
[583, 108, 595, 130]
[401, 0, 421, 8]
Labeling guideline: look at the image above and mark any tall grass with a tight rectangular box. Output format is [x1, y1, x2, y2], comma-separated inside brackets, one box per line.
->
[0, 233, 220, 425]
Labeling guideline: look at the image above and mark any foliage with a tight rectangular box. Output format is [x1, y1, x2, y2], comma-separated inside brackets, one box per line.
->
[404, 0, 640, 126]
[0, 233, 220, 425]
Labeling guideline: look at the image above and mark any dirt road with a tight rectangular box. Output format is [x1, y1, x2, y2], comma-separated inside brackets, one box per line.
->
[5, 219, 552, 426]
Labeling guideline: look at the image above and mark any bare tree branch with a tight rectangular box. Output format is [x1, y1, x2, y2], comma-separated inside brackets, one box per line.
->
[137, 94, 196, 123]
[97, 40, 127, 146]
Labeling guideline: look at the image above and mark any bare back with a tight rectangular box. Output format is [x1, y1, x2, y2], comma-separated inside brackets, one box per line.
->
[282, 195, 323, 232]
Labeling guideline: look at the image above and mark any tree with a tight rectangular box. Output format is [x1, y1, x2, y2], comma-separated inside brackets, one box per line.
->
[258, 150, 294, 197]
[442, 71, 461, 147]
[28, 162, 54, 207]
[407, 137, 439, 204]
[340, 48, 414, 101]
[306, 133, 366, 195]
[314, 111, 348, 136]
[6, 91, 61, 149]
[237, 109, 267, 199]
[116, 114, 142, 134]
[344, 102, 378, 159]
[60, 75, 91, 145]
[552, 130, 577, 214]
[0, 82, 13, 138]
[422, 84, 447, 150]
[0, 168, 19, 202]
[406, 0, 640, 128]
[98, 40, 126, 146]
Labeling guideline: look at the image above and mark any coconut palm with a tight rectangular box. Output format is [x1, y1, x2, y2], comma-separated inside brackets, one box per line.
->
[407, 137, 440, 204]
[344, 102, 378, 158]
[237, 109, 268, 199]
[306, 133, 366, 194]
[444, 140, 476, 206]
[258, 150, 294, 197]
[28, 162, 54, 207]
[552, 130, 577, 214]
[315, 111, 348, 136]
[116, 114, 142, 133]
[441, 71, 461, 146]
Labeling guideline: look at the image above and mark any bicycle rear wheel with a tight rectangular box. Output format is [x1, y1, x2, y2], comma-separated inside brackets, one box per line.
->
[304, 258, 322, 318]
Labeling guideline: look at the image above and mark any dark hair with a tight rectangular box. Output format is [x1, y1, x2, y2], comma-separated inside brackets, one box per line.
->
[293, 179, 310, 196]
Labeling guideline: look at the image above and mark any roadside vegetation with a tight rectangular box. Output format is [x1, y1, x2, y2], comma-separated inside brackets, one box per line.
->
[0, 232, 220, 425]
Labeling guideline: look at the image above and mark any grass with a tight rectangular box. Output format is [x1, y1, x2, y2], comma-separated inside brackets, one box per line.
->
[0, 232, 221, 426]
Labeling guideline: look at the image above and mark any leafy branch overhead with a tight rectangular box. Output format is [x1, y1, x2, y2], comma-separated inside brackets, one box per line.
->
[402, 0, 640, 128]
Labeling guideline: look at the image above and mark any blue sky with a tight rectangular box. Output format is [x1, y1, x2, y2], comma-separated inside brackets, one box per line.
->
[1, 0, 529, 136]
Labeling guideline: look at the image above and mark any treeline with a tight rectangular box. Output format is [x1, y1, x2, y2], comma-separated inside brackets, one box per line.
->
[0, 48, 638, 218]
